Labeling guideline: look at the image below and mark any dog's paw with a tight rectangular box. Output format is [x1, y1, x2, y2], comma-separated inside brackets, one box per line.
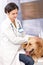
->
[32, 57, 38, 63]
[34, 59, 38, 63]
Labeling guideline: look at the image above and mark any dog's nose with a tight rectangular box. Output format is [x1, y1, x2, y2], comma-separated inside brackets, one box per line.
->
[24, 48, 26, 51]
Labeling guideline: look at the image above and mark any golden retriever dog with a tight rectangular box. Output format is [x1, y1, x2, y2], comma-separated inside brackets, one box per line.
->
[21, 37, 43, 61]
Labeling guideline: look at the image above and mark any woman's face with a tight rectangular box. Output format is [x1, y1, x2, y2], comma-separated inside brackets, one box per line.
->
[7, 9, 18, 22]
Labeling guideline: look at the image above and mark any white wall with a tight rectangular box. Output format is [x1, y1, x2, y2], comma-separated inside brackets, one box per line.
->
[0, 0, 7, 24]
[20, 0, 37, 3]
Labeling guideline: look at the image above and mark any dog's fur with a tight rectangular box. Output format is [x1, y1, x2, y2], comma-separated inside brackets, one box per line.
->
[21, 37, 43, 61]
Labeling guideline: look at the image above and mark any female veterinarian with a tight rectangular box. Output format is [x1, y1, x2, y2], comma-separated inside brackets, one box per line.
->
[0, 2, 34, 65]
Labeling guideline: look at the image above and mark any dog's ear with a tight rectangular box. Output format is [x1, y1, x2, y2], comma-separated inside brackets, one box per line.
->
[36, 41, 42, 48]
[35, 41, 43, 58]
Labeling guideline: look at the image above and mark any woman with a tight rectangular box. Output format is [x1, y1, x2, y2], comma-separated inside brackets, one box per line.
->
[0, 3, 34, 65]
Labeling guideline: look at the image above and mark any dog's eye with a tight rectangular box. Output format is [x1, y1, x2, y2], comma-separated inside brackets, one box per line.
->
[25, 44, 27, 46]
[29, 43, 32, 45]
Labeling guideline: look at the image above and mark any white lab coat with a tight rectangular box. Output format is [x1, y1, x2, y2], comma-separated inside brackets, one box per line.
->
[0, 17, 29, 65]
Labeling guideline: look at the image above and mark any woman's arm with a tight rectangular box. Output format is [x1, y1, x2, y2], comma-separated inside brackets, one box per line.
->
[2, 27, 28, 45]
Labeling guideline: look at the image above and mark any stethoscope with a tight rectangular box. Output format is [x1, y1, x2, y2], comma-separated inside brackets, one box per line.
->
[10, 23, 17, 36]
[10, 23, 14, 32]
[10, 22, 24, 36]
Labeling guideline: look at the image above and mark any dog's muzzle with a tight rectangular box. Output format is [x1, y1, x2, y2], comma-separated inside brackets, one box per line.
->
[29, 49, 34, 54]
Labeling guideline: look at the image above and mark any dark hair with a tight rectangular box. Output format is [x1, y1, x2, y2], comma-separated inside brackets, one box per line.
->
[4, 2, 19, 13]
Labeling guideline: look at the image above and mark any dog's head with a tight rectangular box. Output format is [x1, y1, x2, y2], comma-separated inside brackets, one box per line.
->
[24, 38, 38, 54]
[22, 37, 43, 56]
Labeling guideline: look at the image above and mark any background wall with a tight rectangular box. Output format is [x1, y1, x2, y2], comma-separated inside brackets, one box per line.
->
[0, 0, 7, 24]
[20, 0, 43, 36]
[21, 1, 43, 20]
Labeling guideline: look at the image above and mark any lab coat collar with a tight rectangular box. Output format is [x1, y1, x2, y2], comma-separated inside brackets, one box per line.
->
[6, 16, 18, 29]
